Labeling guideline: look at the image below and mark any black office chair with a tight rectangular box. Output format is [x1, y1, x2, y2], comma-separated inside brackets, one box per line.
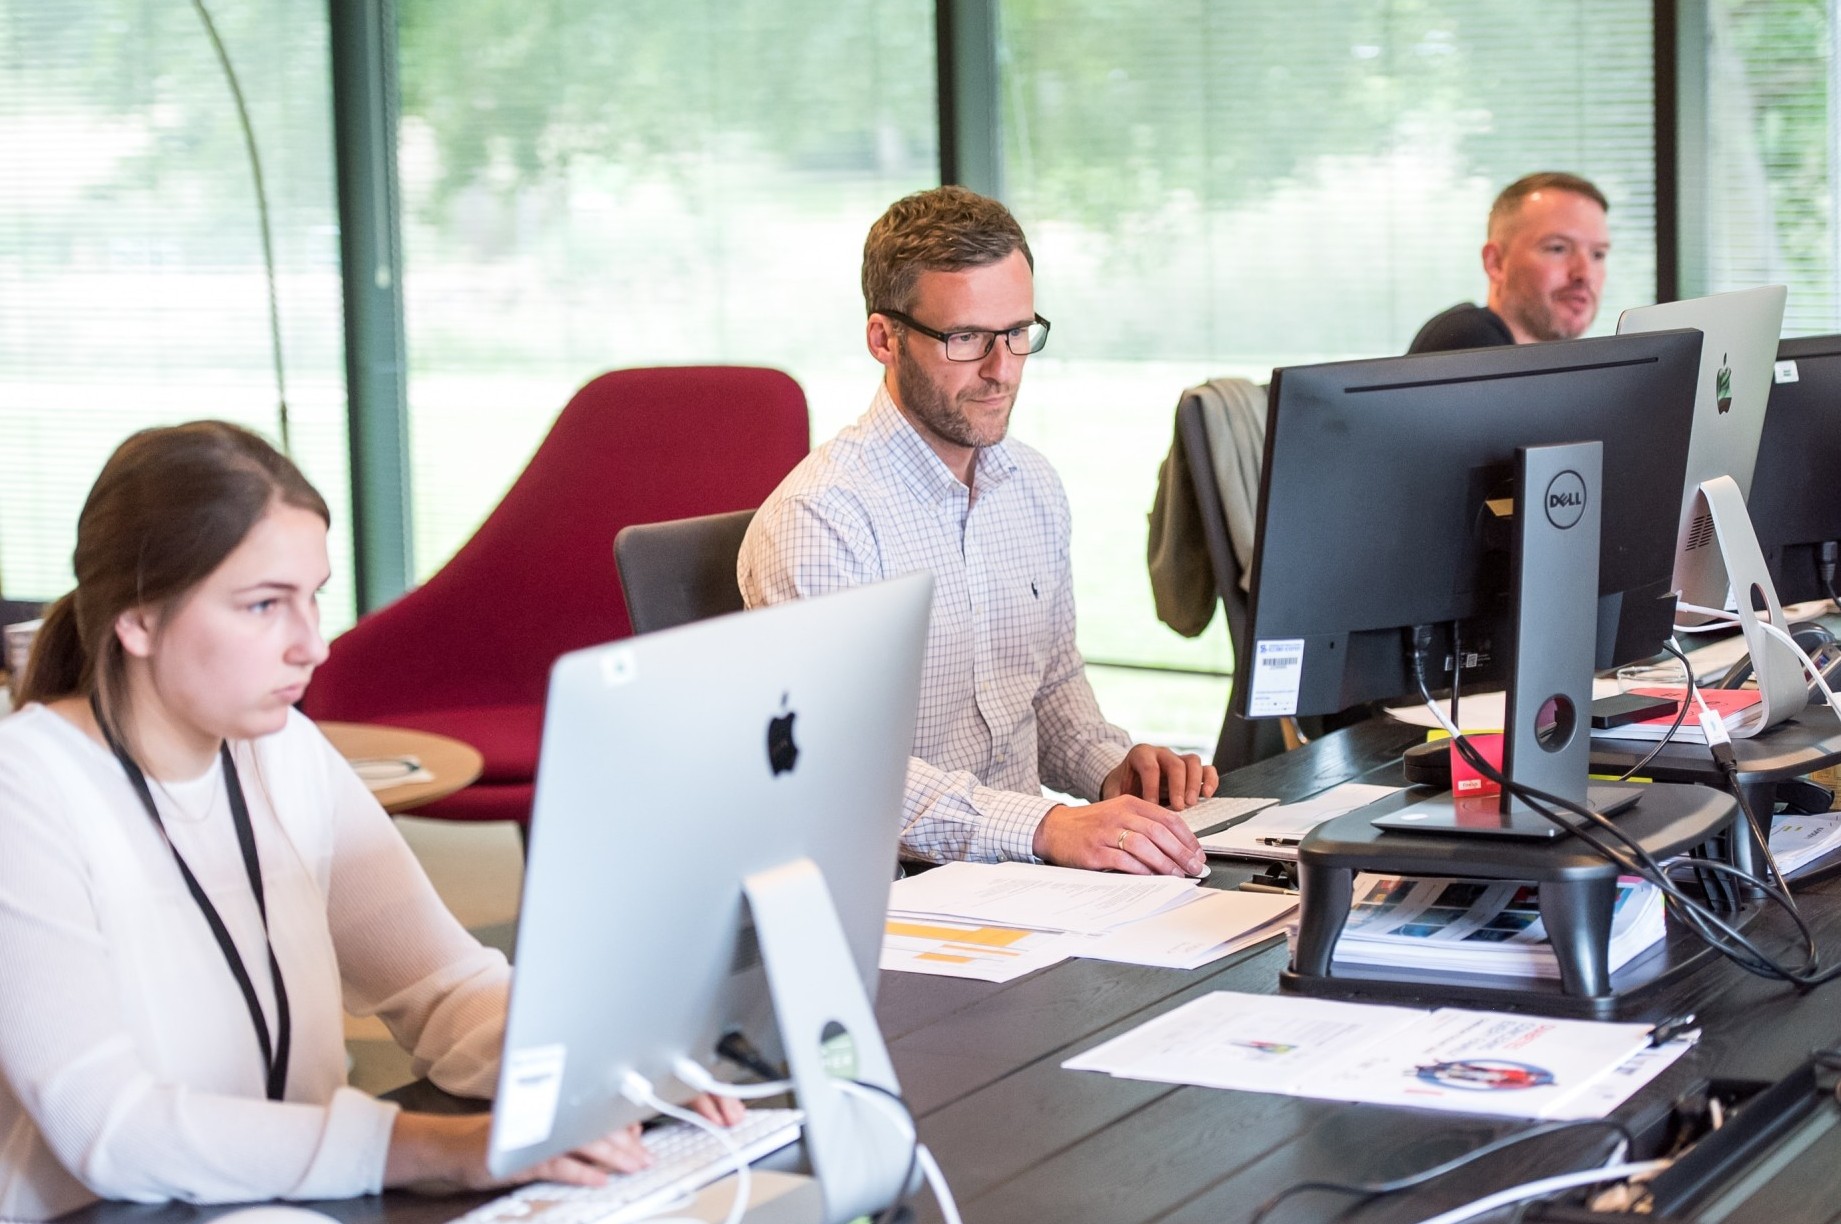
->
[1174, 392, 1296, 773]
[614, 508, 756, 635]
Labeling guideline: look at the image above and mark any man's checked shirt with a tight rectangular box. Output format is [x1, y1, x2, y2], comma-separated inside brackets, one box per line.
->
[738, 384, 1132, 863]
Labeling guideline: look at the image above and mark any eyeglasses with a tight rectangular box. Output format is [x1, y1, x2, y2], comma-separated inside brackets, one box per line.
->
[878, 309, 1052, 362]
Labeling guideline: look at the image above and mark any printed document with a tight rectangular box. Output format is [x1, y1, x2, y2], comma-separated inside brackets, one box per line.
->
[886, 861, 1199, 935]
[1070, 889, 1296, 970]
[1064, 990, 1676, 1119]
[880, 918, 1072, 982]
[1199, 783, 1403, 860]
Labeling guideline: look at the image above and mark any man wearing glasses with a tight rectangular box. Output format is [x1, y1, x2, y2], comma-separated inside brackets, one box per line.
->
[739, 186, 1216, 876]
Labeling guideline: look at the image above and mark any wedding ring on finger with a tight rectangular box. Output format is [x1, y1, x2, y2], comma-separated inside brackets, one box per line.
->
[1117, 828, 1130, 851]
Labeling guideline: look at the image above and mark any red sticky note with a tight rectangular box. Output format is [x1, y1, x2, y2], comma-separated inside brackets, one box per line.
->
[1450, 733, 1504, 797]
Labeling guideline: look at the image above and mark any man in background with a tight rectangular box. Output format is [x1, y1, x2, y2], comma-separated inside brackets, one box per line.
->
[739, 186, 1215, 876]
[1408, 171, 1611, 354]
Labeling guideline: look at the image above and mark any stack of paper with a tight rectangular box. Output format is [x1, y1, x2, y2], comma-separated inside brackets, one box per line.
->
[1198, 783, 1402, 861]
[1769, 810, 1841, 877]
[881, 863, 1296, 982]
[1065, 991, 1694, 1119]
[1330, 874, 1666, 981]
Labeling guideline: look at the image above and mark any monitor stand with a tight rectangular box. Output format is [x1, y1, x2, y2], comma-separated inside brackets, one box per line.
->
[1374, 440, 1624, 837]
[743, 859, 912, 1224]
[1287, 442, 1745, 1015]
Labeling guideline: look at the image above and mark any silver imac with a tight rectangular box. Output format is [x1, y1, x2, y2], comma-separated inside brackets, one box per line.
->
[1617, 284, 1787, 618]
[488, 573, 932, 1221]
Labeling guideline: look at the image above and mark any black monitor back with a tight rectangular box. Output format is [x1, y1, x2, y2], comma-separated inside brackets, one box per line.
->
[1240, 331, 1701, 719]
[1750, 334, 1841, 605]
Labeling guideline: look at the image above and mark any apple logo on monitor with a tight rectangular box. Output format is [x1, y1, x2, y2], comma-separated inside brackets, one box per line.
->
[766, 693, 799, 776]
[1716, 354, 1733, 414]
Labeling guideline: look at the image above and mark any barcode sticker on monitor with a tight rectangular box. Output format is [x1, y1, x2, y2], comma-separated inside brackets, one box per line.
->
[1775, 359, 1799, 384]
[1248, 639, 1305, 716]
[498, 1044, 567, 1149]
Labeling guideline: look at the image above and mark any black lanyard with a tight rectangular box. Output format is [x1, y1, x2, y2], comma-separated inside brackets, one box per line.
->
[92, 696, 292, 1101]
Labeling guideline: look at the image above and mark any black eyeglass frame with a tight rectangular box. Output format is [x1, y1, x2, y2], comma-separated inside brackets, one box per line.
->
[876, 308, 1052, 361]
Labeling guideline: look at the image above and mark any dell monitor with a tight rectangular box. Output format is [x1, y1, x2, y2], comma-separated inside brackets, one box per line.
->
[1238, 331, 1700, 830]
[488, 573, 932, 1222]
[1749, 333, 1841, 607]
[1240, 331, 1700, 720]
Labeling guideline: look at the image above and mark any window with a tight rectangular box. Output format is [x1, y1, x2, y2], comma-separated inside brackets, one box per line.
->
[0, 1, 354, 626]
[395, 0, 937, 577]
[1695, 0, 1839, 336]
[996, 0, 1656, 671]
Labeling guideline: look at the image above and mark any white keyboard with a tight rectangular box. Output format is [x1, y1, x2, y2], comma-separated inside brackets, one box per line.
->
[458, 1108, 803, 1224]
[1178, 794, 1279, 835]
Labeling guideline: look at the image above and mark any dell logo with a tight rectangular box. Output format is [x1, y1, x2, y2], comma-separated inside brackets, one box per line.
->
[1543, 470, 1587, 530]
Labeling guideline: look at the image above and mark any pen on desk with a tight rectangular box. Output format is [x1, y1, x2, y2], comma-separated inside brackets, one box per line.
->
[1238, 880, 1298, 895]
[1648, 1013, 1698, 1046]
[1255, 836, 1302, 848]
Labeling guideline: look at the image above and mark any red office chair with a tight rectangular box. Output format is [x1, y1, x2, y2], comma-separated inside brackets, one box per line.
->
[302, 365, 810, 828]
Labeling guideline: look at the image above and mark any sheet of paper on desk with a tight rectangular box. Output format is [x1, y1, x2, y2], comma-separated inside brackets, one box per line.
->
[1298, 1007, 1655, 1118]
[1065, 991, 1671, 1119]
[1063, 992, 1421, 1094]
[1199, 783, 1403, 860]
[1070, 889, 1297, 970]
[880, 917, 1073, 982]
[886, 861, 1200, 935]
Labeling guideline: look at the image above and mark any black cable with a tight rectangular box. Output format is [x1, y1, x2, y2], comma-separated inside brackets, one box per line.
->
[1614, 640, 1697, 783]
[1414, 634, 1831, 988]
[192, 0, 291, 454]
[1248, 1119, 1634, 1224]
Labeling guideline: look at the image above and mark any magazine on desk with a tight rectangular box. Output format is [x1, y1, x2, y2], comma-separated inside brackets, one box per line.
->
[1329, 873, 1666, 981]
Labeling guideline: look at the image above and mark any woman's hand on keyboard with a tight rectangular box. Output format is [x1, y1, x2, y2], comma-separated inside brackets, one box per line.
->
[692, 1093, 747, 1127]
[384, 1112, 651, 1191]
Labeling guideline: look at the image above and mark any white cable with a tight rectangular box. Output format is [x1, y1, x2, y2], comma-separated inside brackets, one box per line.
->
[830, 1078, 963, 1224]
[1408, 1159, 1668, 1224]
[671, 1055, 795, 1100]
[621, 1070, 751, 1224]
[1675, 601, 1841, 721]
[914, 1145, 964, 1224]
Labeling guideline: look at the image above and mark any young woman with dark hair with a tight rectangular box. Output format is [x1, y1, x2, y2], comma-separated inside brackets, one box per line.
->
[0, 422, 737, 1220]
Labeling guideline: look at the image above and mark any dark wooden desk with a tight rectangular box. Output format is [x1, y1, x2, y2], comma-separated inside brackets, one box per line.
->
[61, 719, 1841, 1224]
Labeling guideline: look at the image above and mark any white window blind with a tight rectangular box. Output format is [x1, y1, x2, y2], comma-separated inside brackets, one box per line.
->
[0, 1, 354, 626]
[394, 0, 937, 578]
[996, 0, 1656, 670]
[1699, 0, 1839, 336]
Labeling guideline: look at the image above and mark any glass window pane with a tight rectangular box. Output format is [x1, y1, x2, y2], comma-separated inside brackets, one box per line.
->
[1699, 0, 1838, 336]
[0, 1, 355, 628]
[998, 0, 1655, 671]
[396, 0, 937, 578]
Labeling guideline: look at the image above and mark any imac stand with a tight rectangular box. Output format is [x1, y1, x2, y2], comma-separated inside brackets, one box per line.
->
[1693, 474, 1808, 733]
[744, 859, 912, 1224]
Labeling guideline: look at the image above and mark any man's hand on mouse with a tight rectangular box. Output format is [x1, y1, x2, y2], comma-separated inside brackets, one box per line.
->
[1033, 794, 1207, 876]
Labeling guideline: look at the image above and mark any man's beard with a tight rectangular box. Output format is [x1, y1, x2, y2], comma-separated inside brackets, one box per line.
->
[895, 341, 1016, 449]
[1516, 293, 1594, 343]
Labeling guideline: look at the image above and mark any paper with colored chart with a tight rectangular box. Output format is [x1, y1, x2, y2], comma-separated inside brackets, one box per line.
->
[880, 917, 1072, 982]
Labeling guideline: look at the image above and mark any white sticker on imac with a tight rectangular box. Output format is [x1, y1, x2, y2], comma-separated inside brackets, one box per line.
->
[1248, 639, 1305, 717]
[1775, 359, 1800, 384]
[498, 1043, 568, 1150]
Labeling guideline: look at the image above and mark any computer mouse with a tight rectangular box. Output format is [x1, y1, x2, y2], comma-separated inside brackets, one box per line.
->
[209, 1207, 341, 1224]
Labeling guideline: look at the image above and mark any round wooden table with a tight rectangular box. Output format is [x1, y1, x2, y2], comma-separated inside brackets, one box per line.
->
[318, 721, 485, 814]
